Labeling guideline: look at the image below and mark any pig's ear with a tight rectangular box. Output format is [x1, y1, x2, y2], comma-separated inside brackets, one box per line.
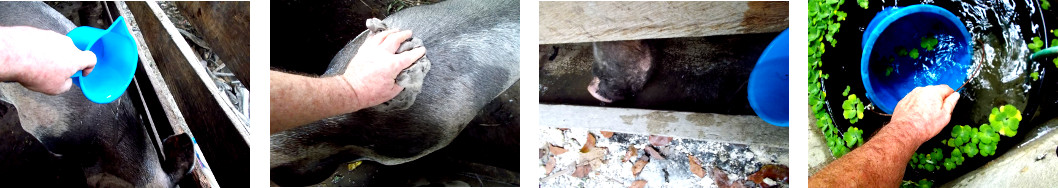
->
[161, 133, 195, 184]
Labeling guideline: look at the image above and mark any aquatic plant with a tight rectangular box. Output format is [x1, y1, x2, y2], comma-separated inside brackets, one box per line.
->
[1031, 72, 1039, 81]
[990, 105, 1022, 136]
[858, 0, 869, 9]
[842, 93, 864, 124]
[908, 104, 1021, 174]
[810, 0, 861, 158]
[1029, 37, 1044, 52]
[921, 36, 939, 51]
[843, 126, 864, 148]
[901, 179, 933, 188]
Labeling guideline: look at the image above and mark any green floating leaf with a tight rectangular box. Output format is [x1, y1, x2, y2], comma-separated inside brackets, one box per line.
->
[950, 125, 971, 146]
[842, 94, 864, 124]
[1029, 37, 1044, 52]
[989, 105, 1022, 136]
[910, 48, 920, 59]
[930, 148, 944, 162]
[857, 0, 869, 9]
[963, 142, 978, 158]
[897, 47, 909, 57]
[1043, 0, 1051, 10]
[918, 179, 933, 188]
[978, 124, 998, 144]
[979, 142, 997, 156]
[1031, 72, 1040, 81]
[843, 85, 851, 96]
[951, 148, 964, 165]
[844, 127, 864, 148]
[942, 159, 955, 171]
[921, 36, 939, 51]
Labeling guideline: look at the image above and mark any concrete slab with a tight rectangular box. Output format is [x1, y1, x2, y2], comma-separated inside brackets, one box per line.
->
[537, 127, 788, 188]
[540, 104, 788, 148]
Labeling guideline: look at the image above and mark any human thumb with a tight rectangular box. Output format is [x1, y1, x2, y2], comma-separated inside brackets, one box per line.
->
[78, 50, 97, 76]
[942, 92, 960, 114]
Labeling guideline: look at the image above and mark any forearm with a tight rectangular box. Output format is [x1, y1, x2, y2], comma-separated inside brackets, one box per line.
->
[270, 70, 361, 134]
[809, 121, 922, 187]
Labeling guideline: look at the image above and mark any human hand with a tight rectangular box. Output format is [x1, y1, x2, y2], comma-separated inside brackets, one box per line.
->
[339, 29, 426, 111]
[0, 26, 96, 95]
[889, 85, 961, 144]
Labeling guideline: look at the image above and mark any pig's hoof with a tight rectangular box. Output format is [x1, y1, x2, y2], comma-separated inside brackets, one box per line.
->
[370, 38, 430, 111]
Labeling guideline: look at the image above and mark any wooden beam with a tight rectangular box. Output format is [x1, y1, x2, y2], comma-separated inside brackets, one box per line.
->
[174, 1, 250, 89]
[539, 1, 788, 44]
[539, 104, 788, 148]
[126, 2, 248, 187]
[114, 2, 220, 187]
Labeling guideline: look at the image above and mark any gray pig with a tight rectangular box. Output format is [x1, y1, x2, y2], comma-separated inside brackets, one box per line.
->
[270, 0, 519, 186]
[0, 2, 193, 187]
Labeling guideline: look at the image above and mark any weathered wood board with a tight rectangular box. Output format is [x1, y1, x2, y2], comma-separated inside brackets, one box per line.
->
[174, 1, 250, 89]
[126, 2, 248, 187]
[540, 1, 788, 44]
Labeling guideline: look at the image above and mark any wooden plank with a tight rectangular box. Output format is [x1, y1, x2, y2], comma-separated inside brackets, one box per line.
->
[113, 2, 220, 187]
[173, 1, 250, 89]
[539, 104, 788, 148]
[539, 1, 788, 44]
[126, 2, 248, 187]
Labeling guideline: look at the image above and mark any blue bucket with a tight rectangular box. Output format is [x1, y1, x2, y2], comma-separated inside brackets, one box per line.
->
[748, 29, 789, 127]
[66, 16, 138, 104]
[861, 5, 973, 113]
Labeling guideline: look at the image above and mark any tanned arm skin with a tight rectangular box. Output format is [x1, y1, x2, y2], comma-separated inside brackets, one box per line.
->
[810, 85, 960, 187]
[270, 29, 425, 134]
[0, 26, 96, 95]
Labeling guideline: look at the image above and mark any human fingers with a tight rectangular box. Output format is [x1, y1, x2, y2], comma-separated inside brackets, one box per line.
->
[380, 30, 413, 53]
[77, 50, 97, 76]
[365, 29, 399, 46]
[390, 47, 425, 74]
[942, 92, 960, 115]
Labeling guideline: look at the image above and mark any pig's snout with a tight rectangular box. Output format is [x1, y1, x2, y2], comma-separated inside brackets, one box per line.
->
[587, 77, 613, 103]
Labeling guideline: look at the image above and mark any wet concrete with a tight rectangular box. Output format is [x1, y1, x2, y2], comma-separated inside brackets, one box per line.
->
[540, 32, 781, 114]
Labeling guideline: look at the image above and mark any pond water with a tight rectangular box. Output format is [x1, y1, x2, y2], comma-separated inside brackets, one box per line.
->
[818, 0, 1055, 183]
